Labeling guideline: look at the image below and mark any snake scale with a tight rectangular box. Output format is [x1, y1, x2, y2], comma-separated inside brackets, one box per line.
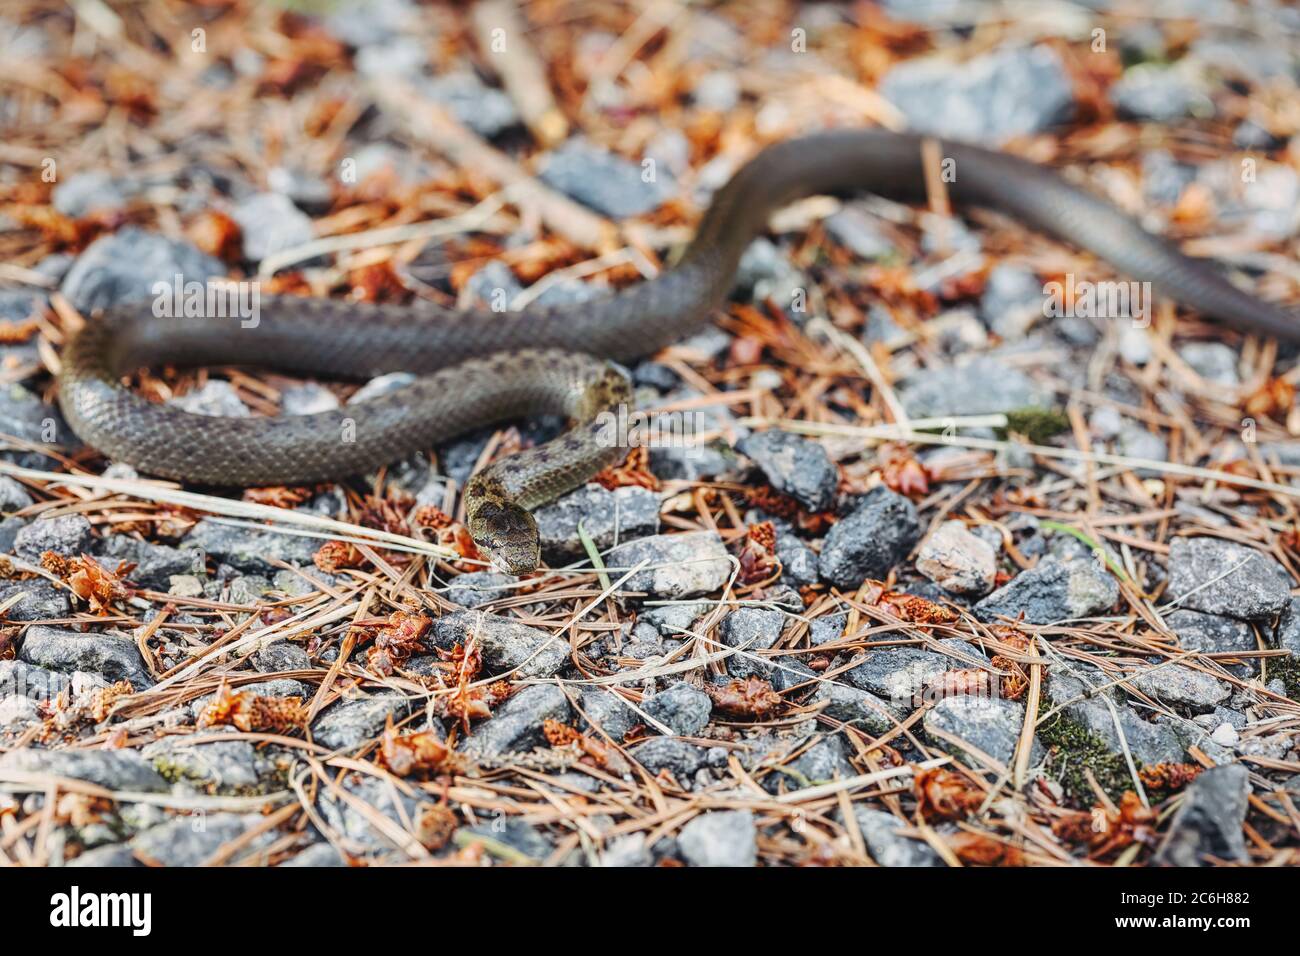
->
[58, 130, 1299, 572]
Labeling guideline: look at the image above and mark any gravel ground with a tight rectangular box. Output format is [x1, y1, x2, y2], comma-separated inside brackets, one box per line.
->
[0, 0, 1299, 868]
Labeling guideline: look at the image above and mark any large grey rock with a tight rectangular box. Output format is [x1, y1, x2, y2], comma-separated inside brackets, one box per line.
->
[19, 626, 153, 689]
[98, 534, 204, 590]
[461, 684, 570, 757]
[13, 513, 92, 562]
[1168, 609, 1258, 676]
[881, 45, 1074, 143]
[0, 659, 71, 702]
[719, 606, 785, 680]
[531, 484, 659, 564]
[1166, 537, 1291, 620]
[605, 531, 731, 598]
[0, 579, 70, 621]
[847, 647, 961, 710]
[812, 681, 902, 735]
[643, 682, 712, 736]
[629, 737, 709, 778]
[0, 383, 76, 469]
[0, 748, 168, 792]
[1154, 763, 1250, 866]
[61, 227, 225, 312]
[430, 611, 569, 679]
[183, 519, 318, 573]
[1047, 667, 1185, 766]
[577, 688, 637, 742]
[311, 693, 415, 750]
[737, 431, 837, 512]
[678, 810, 756, 867]
[818, 487, 921, 589]
[1127, 663, 1230, 712]
[974, 556, 1118, 625]
[315, 775, 422, 857]
[142, 735, 277, 794]
[899, 357, 1051, 418]
[924, 695, 1043, 768]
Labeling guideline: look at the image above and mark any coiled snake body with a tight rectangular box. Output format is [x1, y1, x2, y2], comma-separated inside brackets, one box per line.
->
[58, 130, 1299, 571]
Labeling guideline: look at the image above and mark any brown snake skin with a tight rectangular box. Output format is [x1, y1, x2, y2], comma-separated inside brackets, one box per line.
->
[58, 130, 1300, 571]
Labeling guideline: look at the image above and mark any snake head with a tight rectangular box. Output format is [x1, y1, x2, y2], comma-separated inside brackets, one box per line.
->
[467, 496, 541, 574]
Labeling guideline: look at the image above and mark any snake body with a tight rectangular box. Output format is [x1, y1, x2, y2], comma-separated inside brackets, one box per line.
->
[58, 130, 1299, 571]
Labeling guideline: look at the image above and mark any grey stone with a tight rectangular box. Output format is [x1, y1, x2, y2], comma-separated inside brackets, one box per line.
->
[880, 45, 1074, 143]
[628, 737, 708, 778]
[812, 681, 902, 734]
[13, 513, 93, 562]
[980, 264, 1043, 339]
[421, 72, 520, 138]
[577, 689, 637, 742]
[430, 611, 569, 679]
[605, 531, 731, 598]
[1047, 668, 1185, 766]
[61, 227, 225, 313]
[142, 735, 273, 794]
[842, 806, 941, 866]
[644, 682, 712, 736]
[924, 695, 1043, 767]
[825, 205, 895, 259]
[769, 657, 817, 692]
[53, 171, 135, 217]
[900, 357, 1051, 418]
[19, 626, 152, 689]
[462, 260, 523, 310]
[130, 813, 273, 867]
[252, 642, 311, 674]
[311, 693, 415, 750]
[278, 842, 346, 867]
[0, 694, 40, 728]
[171, 380, 250, 417]
[719, 606, 785, 680]
[1168, 609, 1258, 676]
[0, 748, 167, 792]
[0, 476, 33, 513]
[810, 612, 849, 647]
[916, 520, 997, 596]
[532, 484, 660, 564]
[1154, 763, 1250, 866]
[1128, 663, 1230, 712]
[461, 684, 570, 757]
[975, 556, 1119, 625]
[639, 602, 709, 637]
[735, 238, 807, 312]
[1166, 537, 1290, 620]
[183, 519, 318, 574]
[737, 431, 837, 512]
[786, 734, 853, 785]
[97, 535, 204, 590]
[0, 579, 70, 621]
[539, 139, 670, 218]
[1274, 597, 1300, 657]
[439, 571, 519, 609]
[1179, 342, 1239, 387]
[67, 843, 141, 867]
[775, 532, 819, 587]
[678, 810, 756, 867]
[599, 833, 653, 867]
[818, 487, 921, 589]
[463, 818, 553, 861]
[1112, 63, 1214, 121]
[230, 192, 314, 262]
[315, 775, 421, 857]
[847, 647, 960, 710]
[280, 382, 339, 415]
[0, 383, 76, 469]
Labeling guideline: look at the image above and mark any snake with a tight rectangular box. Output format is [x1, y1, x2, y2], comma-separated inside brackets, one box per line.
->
[58, 129, 1299, 573]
